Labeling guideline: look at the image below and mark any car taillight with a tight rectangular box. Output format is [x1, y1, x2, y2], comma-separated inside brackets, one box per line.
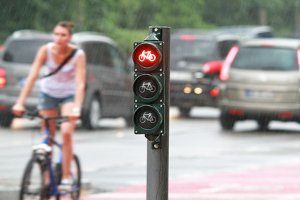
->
[228, 109, 244, 116]
[220, 46, 239, 81]
[261, 43, 274, 48]
[0, 68, 7, 89]
[180, 35, 196, 41]
[210, 87, 220, 97]
[278, 112, 293, 119]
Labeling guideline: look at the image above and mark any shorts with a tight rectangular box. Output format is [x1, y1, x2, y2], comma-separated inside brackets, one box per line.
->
[38, 92, 74, 110]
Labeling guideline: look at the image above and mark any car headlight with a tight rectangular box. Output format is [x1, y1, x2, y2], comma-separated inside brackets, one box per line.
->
[194, 87, 203, 94]
[183, 85, 192, 94]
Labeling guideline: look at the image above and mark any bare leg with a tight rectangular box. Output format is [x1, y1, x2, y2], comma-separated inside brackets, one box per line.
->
[61, 102, 76, 180]
[39, 109, 58, 186]
[39, 109, 58, 143]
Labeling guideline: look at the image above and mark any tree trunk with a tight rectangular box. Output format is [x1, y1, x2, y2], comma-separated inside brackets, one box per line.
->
[259, 7, 267, 25]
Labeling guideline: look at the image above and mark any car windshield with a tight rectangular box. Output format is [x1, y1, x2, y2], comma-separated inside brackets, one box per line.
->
[3, 39, 50, 64]
[232, 46, 298, 71]
[171, 38, 217, 64]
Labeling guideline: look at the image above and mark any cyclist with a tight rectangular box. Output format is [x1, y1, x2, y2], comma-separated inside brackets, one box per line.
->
[12, 21, 86, 191]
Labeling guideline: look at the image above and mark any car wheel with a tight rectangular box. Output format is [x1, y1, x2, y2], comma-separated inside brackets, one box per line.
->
[179, 107, 191, 118]
[220, 112, 235, 130]
[82, 95, 101, 130]
[0, 113, 13, 128]
[257, 119, 269, 131]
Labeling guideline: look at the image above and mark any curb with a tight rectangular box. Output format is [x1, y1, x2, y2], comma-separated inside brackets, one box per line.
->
[0, 179, 92, 200]
[0, 186, 19, 200]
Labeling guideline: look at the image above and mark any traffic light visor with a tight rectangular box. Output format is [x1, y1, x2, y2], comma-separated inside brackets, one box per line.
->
[133, 74, 162, 102]
[132, 43, 162, 70]
[134, 105, 163, 132]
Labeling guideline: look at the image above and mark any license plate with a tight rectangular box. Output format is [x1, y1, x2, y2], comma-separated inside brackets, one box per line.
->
[244, 89, 274, 99]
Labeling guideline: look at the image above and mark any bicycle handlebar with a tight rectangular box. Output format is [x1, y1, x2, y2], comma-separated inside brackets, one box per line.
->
[19, 110, 69, 122]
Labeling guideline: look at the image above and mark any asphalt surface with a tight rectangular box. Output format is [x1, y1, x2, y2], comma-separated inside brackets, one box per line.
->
[2, 108, 300, 200]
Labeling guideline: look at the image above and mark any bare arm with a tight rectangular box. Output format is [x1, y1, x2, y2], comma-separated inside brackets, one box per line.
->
[73, 51, 86, 112]
[13, 46, 47, 112]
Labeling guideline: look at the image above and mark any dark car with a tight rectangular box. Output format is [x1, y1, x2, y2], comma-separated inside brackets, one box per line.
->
[0, 30, 133, 129]
[170, 29, 239, 116]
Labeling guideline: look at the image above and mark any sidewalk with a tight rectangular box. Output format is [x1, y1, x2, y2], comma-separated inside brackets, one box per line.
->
[82, 163, 300, 200]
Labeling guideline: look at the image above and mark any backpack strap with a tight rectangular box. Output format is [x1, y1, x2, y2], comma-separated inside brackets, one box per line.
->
[41, 49, 77, 79]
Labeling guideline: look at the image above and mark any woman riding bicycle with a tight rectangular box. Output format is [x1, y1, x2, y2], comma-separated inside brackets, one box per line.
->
[12, 21, 86, 191]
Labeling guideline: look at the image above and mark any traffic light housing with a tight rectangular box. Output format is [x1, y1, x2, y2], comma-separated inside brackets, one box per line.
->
[132, 27, 170, 147]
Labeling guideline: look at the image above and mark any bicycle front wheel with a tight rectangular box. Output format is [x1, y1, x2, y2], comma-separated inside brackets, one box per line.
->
[55, 154, 81, 200]
[70, 154, 81, 200]
[19, 157, 47, 200]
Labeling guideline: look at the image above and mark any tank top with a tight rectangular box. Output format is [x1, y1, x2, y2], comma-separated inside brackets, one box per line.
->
[40, 43, 84, 98]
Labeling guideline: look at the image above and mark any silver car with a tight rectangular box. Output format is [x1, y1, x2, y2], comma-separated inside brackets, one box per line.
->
[219, 38, 300, 130]
[0, 30, 133, 129]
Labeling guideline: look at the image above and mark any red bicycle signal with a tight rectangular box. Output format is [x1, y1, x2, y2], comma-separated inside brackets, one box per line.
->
[132, 42, 162, 70]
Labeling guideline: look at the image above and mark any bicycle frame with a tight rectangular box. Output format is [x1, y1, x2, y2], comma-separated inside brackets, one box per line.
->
[33, 115, 77, 197]
[39, 118, 63, 196]
[20, 111, 81, 200]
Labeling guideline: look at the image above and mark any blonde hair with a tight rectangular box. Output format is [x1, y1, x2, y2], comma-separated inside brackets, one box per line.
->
[56, 21, 75, 34]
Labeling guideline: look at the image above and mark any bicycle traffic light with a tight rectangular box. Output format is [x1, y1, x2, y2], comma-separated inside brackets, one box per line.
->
[132, 27, 170, 145]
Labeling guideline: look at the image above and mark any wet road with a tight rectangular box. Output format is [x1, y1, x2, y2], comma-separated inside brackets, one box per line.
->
[1, 107, 300, 199]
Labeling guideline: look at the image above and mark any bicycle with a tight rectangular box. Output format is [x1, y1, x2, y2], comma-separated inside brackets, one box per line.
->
[139, 112, 156, 124]
[138, 50, 156, 62]
[139, 81, 156, 93]
[19, 110, 81, 200]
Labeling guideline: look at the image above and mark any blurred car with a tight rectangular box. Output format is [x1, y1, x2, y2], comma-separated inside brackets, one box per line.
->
[219, 38, 300, 130]
[215, 25, 273, 39]
[170, 29, 239, 116]
[0, 30, 133, 129]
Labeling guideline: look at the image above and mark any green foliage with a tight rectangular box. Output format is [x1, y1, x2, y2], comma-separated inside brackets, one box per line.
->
[109, 28, 148, 56]
[152, 0, 207, 28]
[0, 0, 299, 53]
[203, 0, 297, 37]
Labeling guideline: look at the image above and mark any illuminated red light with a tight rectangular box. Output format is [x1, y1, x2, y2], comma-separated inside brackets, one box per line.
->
[0, 77, 6, 88]
[261, 43, 274, 48]
[210, 87, 220, 97]
[0, 68, 6, 77]
[278, 112, 293, 119]
[0, 105, 7, 110]
[180, 35, 196, 41]
[228, 109, 244, 116]
[0, 68, 6, 88]
[132, 43, 161, 70]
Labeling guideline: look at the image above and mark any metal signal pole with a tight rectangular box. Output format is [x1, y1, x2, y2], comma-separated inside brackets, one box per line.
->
[146, 26, 170, 200]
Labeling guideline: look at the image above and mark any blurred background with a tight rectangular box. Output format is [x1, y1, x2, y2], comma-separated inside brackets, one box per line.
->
[2, 0, 300, 200]
[1, 0, 300, 55]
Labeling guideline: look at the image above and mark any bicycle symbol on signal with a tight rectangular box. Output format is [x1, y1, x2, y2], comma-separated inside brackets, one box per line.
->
[140, 112, 157, 124]
[139, 50, 156, 62]
[139, 81, 156, 93]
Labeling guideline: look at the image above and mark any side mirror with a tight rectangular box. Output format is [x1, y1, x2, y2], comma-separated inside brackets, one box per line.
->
[202, 60, 223, 75]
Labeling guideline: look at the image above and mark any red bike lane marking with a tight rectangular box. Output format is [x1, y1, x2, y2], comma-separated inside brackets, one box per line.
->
[82, 163, 300, 200]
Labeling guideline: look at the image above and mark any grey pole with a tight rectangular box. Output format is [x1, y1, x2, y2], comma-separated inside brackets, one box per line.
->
[146, 26, 170, 200]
